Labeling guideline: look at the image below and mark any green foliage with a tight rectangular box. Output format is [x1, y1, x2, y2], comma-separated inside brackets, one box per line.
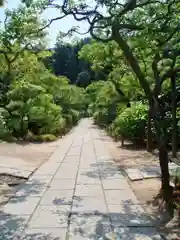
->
[29, 96, 65, 135]
[170, 168, 180, 188]
[0, 5, 87, 141]
[4, 71, 85, 139]
[76, 71, 91, 88]
[0, 108, 10, 139]
[110, 103, 148, 144]
[29, 134, 58, 142]
[0, 0, 4, 7]
[86, 81, 120, 126]
[46, 38, 94, 84]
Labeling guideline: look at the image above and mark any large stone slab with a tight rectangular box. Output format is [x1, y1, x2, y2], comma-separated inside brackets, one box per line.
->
[102, 179, 130, 190]
[140, 167, 160, 179]
[72, 196, 107, 214]
[108, 204, 152, 227]
[40, 189, 74, 205]
[3, 197, 40, 215]
[29, 174, 53, 182]
[48, 139, 72, 163]
[0, 156, 37, 178]
[125, 168, 143, 181]
[60, 162, 79, 170]
[68, 214, 111, 239]
[104, 190, 139, 205]
[34, 162, 60, 175]
[49, 178, 76, 190]
[67, 146, 81, 156]
[106, 227, 162, 240]
[63, 155, 80, 163]
[28, 205, 70, 228]
[48, 151, 66, 163]
[79, 161, 97, 169]
[0, 164, 35, 173]
[75, 185, 104, 197]
[21, 228, 67, 240]
[54, 168, 77, 179]
[72, 138, 83, 147]
[77, 171, 101, 185]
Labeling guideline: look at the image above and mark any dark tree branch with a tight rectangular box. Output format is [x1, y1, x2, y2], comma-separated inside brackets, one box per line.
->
[112, 24, 152, 99]
[152, 53, 161, 95]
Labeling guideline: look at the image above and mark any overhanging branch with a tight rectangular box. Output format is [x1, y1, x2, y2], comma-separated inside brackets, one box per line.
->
[112, 24, 152, 99]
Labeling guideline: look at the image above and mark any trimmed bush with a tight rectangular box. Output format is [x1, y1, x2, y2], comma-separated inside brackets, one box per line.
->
[110, 103, 148, 144]
[30, 134, 57, 142]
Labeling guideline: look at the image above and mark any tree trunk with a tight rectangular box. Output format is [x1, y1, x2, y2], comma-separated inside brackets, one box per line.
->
[171, 75, 177, 158]
[159, 144, 170, 192]
[147, 105, 153, 152]
[153, 102, 173, 202]
[112, 32, 171, 201]
[158, 143, 174, 205]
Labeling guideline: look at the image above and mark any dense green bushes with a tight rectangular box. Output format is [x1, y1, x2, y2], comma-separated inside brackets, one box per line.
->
[86, 81, 121, 126]
[0, 52, 86, 142]
[0, 5, 88, 142]
[0, 108, 10, 139]
[85, 81, 148, 144]
[86, 80, 180, 146]
[110, 103, 148, 144]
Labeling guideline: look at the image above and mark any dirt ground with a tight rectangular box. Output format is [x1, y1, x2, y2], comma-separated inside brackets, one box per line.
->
[0, 138, 63, 206]
[0, 140, 62, 165]
[105, 136, 180, 240]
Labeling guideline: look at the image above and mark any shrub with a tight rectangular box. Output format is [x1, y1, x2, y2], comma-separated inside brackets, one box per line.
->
[93, 109, 108, 126]
[170, 168, 180, 189]
[93, 104, 117, 126]
[148, 108, 180, 146]
[30, 134, 57, 142]
[110, 103, 148, 144]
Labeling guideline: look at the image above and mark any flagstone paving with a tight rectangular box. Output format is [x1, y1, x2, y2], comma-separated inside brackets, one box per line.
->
[124, 162, 179, 181]
[0, 119, 163, 239]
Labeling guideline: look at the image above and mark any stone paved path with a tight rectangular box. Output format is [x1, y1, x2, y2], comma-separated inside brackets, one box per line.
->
[0, 119, 162, 239]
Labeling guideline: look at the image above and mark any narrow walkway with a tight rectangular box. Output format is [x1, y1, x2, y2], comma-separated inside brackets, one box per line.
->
[0, 119, 162, 239]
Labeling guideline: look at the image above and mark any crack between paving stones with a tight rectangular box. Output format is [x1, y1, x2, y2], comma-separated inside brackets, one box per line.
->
[92, 133, 114, 235]
[65, 135, 84, 240]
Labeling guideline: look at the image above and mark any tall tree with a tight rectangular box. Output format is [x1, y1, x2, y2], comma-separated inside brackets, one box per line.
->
[0, 4, 48, 105]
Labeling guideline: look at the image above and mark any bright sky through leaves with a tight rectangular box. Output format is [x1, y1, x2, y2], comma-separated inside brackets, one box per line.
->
[0, 0, 89, 47]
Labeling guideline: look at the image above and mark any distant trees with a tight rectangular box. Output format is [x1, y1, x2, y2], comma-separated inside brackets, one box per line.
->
[45, 38, 95, 85]
[0, 3, 86, 141]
